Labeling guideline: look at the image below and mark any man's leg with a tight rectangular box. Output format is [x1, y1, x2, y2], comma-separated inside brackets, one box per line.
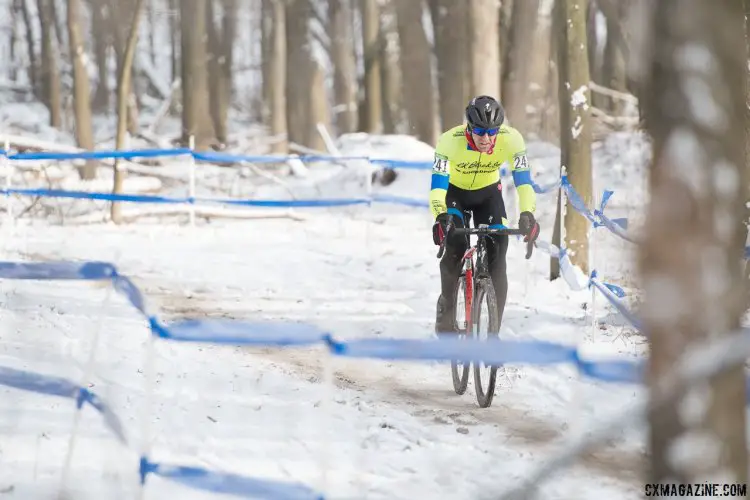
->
[436, 185, 468, 335]
[486, 235, 509, 332]
[472, 182, 509, 333]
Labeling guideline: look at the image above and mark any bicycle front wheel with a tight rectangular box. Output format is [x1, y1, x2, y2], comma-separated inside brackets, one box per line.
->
[451, 274, 470, 395]
[472, 277, 499, 408]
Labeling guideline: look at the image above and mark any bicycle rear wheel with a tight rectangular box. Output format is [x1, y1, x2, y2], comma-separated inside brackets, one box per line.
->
[472, 277, 499, 408]
[451, 274, 470, 395]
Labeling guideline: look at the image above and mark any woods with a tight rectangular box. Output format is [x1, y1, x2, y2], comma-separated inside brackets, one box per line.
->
[3, 0, 750, 496]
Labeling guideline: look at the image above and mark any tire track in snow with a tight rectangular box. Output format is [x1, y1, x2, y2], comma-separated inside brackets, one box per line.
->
[147, 286, 645, 490]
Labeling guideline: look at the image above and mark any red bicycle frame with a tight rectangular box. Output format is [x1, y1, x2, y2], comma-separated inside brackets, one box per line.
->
[461, 246, 476, 332]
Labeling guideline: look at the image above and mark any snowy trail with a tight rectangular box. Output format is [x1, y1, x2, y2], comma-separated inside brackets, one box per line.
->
[1, 208, 647, 499]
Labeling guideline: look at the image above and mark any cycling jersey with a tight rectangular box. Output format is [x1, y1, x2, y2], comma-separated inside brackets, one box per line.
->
[429, 124, 537, 220]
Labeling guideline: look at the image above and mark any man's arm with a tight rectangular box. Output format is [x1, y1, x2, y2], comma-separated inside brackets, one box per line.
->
[429, 136, 451, 219]
[507, 129, 537, 215]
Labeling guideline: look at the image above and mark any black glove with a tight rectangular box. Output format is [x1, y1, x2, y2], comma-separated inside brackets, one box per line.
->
[432, 213, 454, 245]
[518, 211, 540, 243]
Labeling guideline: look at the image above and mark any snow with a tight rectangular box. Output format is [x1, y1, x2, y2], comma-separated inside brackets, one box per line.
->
[0, 128, 656, 500]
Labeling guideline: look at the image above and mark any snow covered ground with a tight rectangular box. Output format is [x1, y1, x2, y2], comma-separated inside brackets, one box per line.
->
[0, 132, 651, 499]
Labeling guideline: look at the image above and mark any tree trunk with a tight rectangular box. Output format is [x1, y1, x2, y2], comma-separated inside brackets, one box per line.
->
[169, 0, 179, 84]
[67, 0, 96, 179]
[468, 0, 501, 99]
[499, 0, 513, 86]
[38, 0, 61, 128]
[551, 0, 565, 280]
[561, 0, 592, 274]
[330, 0, 358, 135]
[395, 0, 437, 145]
[743, 0, 750, 308]
[91, 0, 110, 112]
[111, 0, 145, 224]
[434, 0, 469, 129]
[641, 0, 748, 485]
[10, 0, 19, 82]
[600, 2, 627, 114]
[361, 0, 382, 133]
[206, 0, 236, 145]
[379, 0, 401, 134]
[502, 0, 540, 131]
[286, 0, 329, 151]
[261, 0, 272, 125]
[181, 0, 215, 149]
[20, 0, 38, 96]
[51, 0, 65, 47]
[587, 1, 606, 109]
[268, 0, 287, 154]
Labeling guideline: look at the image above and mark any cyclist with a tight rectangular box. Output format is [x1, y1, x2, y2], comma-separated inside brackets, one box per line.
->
[431, 95, 540, 336]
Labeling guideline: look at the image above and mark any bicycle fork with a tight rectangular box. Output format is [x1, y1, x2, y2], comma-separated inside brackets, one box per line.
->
[462, 250, 474, 334]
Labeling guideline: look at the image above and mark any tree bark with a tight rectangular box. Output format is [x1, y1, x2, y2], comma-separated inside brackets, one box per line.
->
[206, 0, 236, 145]
[268, 0, 287, 154]
[90, 0, 110, 111]
[468, 0, 501, 99]
[38, 0, 61, 128]
[743, 0, 750, 309]
[434, 0, 470, 129]
[111, 0, 145, 224]
[169, 0, 179, 84]
[20, 0, 38, 97]
[395, 0, 437, 144]
[502, 0, 540, 131]
[379, 0, 402, 134]
[181, 0, 215, 149]
[330, 0, 358, 135]
[286, 0, 329, 150]
[600, 1, 627, 114]
[561, 0, 592, 274]
[361, 0, 382, 133]
[67, 0, 96, 179]
[641, 0, 748, 485]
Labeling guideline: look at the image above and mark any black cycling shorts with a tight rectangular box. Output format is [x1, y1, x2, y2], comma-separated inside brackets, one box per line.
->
[445, 182, 507, 228]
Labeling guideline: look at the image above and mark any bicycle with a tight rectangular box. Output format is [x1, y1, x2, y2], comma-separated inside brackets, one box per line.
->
[436, 212, 535, 408]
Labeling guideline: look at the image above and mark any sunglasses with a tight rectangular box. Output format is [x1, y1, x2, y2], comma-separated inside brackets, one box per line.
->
[471, 126, 499, 136]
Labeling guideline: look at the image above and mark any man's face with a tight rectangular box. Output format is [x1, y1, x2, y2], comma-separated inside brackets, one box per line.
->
[471, 130, 496, 153]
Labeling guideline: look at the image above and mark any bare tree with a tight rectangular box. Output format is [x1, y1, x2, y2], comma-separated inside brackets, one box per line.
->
[169, 0, 179, 84]
[38, 0, 61, 127]
[286, 0, 330, 150]
[20, 0, 38, 96]
[502, 0, 540, 131]
[640, 0, 748, 485]
[90, 0, 110, 111]
[181, 0, 215, 149]
[600, 1, 627, 114]
[206, 0, 237, 145]
[379, 0, 403, 134]
[361, 0, 382, 133]
[111, 0, 145, 224]
[560, 0, 592, 274]
[268, 0, 287, 154]
[330, 0, 357, 134]
[67, 0, 96, 179]
[395, 0, 437, 144]
[433, 0, 470, 130]
[468, 0, 500, 98]
[744, 0, 750, 307]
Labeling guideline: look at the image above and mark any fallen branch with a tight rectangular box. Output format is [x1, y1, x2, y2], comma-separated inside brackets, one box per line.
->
[588, 81, 639, 105]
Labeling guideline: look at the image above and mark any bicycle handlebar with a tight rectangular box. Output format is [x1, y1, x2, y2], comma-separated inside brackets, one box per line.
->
[436, 226, 535, 260]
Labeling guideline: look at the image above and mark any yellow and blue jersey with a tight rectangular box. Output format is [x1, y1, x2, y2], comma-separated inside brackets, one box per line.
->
[429, 124, 537, 219]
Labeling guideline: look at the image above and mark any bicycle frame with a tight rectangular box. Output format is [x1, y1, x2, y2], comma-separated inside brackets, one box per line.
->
[438, 224, 530, 333]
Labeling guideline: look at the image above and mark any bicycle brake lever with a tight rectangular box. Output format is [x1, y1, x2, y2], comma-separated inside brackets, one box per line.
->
[524, 238, 535, 260]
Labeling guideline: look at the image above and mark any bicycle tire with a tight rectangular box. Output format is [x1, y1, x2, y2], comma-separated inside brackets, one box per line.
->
[451, 274, 470, 395]
[472, 277, 499, 408]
